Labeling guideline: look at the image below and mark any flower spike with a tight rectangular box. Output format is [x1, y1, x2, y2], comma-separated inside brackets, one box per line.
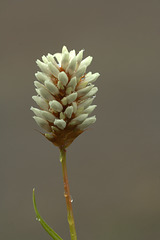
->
[31, 46, 100, 148]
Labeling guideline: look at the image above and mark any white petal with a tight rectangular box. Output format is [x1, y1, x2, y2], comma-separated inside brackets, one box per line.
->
[41, 111, 55, 122]
[67, 77, 77, 90]
[86, 73, 100, 83]
[81, 87, 98, 99]
[66, 92, 77, 104]
[69, 114, 88, 125]
[62, 46, 68, 54]
[83, 105, 97, 114]
[45, 81, 59, 95]
[48, 62, 59, 78]
[58, 71, 68, 86]
[67, 57, 76, 75]
[33, 116, 51, 132]
[64, 106, 73, 118]
[36, 60, 50, 74]
[75, 65, 86, 79]
[49, 100, 63, 112]
[35, 72, 50, 83]
[77, 116, 96, 130]
[76, 50, 84, 64]
[77, 85, 93, 97]
[61, 53, 69, 70]
[38, 87, 54, 101]
[54, 119, 66, 130]
[32, 96, 48, 110]
[79, 56, 93, 68]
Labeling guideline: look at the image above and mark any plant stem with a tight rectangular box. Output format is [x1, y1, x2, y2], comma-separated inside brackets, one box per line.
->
[60, 147, 77, 240]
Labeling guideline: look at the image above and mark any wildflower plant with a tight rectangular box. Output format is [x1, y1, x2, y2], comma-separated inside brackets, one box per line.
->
[31, 46, 100, 240]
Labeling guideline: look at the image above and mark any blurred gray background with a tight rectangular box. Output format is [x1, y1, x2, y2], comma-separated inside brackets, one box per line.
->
[0, 0, 160, 240]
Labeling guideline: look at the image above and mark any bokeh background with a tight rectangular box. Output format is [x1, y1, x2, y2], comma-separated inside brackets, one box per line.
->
[1, 0, 160, 240]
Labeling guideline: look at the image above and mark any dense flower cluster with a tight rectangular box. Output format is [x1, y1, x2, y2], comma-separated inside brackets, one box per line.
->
[31, 46, 100, 148]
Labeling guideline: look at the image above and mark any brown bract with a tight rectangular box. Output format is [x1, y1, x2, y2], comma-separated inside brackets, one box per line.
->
[45, 127, 84, 148]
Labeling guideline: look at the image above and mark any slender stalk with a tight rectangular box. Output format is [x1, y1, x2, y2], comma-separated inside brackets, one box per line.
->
[60, 147, 77, 240]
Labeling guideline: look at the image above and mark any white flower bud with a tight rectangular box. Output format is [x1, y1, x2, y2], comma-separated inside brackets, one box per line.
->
[45, 133, 54, 140]
[79, 56, 93, 68]
[72, 102, 77, 113]
[69, 114, 88, 125]
[47, 54, 59, 68]
[76, 81, 88, 90]
[78, 98, 94, 109]
[77, 116, 96, 130]
[62, 46, 68, 54]
[33, 116, 51, 132]
[34, 81, 45, 89]
[54, 119, 66, 130]
[57, 81, 65, 90]
[32, 96, 48, 110]
[61, 97, 67, 106]
[53, 53, 62, 64]
[81, 87, 98, 99]
[60, 112, 65, 120]
[66, 92, 77, 104]
[86, 73, 100, 84]
[38, 87, 54, 101]
[58, 71, 68, 86]
[49, 100, 63, 112]
[83, 105, 97, 114]
[36, 60, 50, 74]
[85, 72, 92, 77]
[69, 50, 76, 59]
[75, 65, 86, 79]
[64, 106, 73, 119]
[42, 55, 48, 64]
[76, 106, 84, 116]
[41, 111, 55, 122]
[77, 85, 93, 97]
[48, 62, 59, 78]
[76, 50, 84, 64]
[51, 125, 59, 132]
[67, 57, 76, 75]
[66, 87, 72, 95]
[67, 77, 77, 90]
[30, 107, 43, 118]
[45, 81, 59, 95]
[35, 72, 50, 83]
[61, 53, 69, 70]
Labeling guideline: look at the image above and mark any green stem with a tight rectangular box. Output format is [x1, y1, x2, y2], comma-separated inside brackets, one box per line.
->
[60, 147, 77, 240]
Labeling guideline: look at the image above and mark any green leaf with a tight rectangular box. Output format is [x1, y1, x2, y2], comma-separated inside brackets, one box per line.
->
[33, 188, 63, 240]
